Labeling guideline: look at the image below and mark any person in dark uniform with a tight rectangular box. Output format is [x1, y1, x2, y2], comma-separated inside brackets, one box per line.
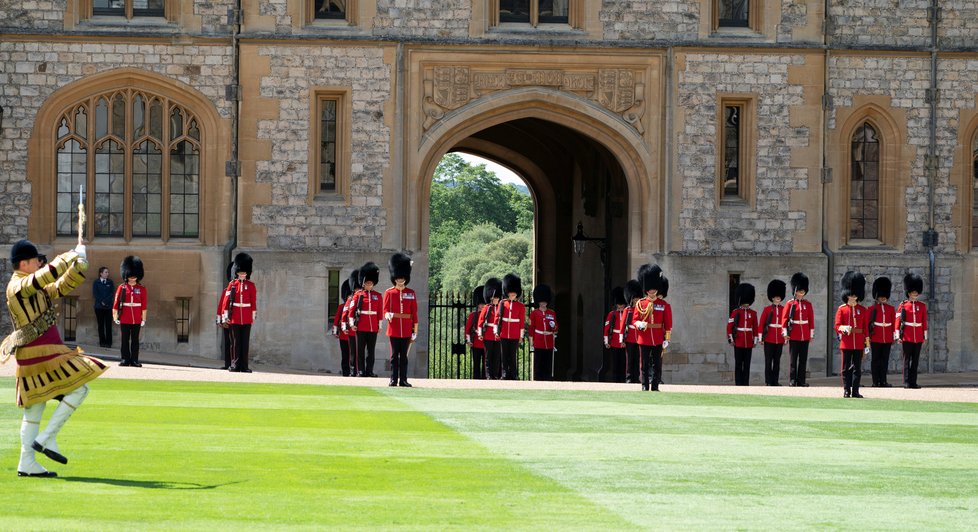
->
[383, 253, 418, 387]
[622, 279, 643, 384]
[92, 266, 115, 348]
[222, 253, 257, 373]
[465, 285, 487, 379]
[759, 279, 786, 386]
[727, 283, 758, 386]
[867, 276, 895, 387]
[529, 284, 557, 381]
[782, 272, 815, 387]
[341, 270, 363, 376]
[632, 264, 671, 391]
[477, 277, 503, 379]
[835, 271, 868, 398]
[895, 272, 927, 389]
[349, 262, 382, 377]
[498, 273, 526, 380]
[601, 286, 628, 383]
[331, 278, 353, 376]
[113, 256, 147, 367]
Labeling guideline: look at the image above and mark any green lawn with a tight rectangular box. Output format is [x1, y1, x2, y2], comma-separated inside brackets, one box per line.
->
[1, 379, 977, 530]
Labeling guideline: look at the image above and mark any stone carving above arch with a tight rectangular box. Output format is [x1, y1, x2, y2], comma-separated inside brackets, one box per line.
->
[422, 65, 646, 134]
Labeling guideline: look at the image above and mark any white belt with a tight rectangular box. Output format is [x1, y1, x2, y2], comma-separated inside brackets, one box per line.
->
[502, 318, 520, 323]
[612, 329, 622, 333]
[873, 322, 891, 327]
[360, 311, 377, 315]
[768, 324, 782, 328]
[122, 302, 141, 307]
[232, 303, 251, 307]
[905, 322, 922, 327]
[791, 320, 808, 324]
[736, 328, 753, 332]
[534, 330, 553, 335]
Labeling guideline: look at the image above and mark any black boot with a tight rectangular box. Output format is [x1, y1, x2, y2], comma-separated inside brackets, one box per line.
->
[398, 357, 411, 387]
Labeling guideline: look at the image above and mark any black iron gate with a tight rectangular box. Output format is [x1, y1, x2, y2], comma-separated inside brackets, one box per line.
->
[427, 289, 532, 379]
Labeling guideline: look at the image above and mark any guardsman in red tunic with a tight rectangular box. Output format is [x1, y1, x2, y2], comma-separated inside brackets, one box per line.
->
[867, 276, 896, 387]
[465, 286, 487, 379]
[895, 273, 928, 389]
[759, 279, 786, 386]
[726, 283, 758, 386]
[349, 262, 382, 378]
[835, 272, 869, 398]
[621, 279, 643, 384]
[384, 253, 418, 387]
[221, 253, 257, 373]
[781, 272, 815, 387]
[341, 270, 362, 376]
[600, 286, 628, 383]
[477, 277, 502, 379]
[216, 262, 234, 370]
[498, 273, 526, 380]
[529, 284, 558, 381]
[113, 256, 148, 368]
[331, 279, 353, 376]
[632, 264, 672, 391]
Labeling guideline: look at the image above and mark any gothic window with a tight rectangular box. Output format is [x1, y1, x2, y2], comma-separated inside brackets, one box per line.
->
[850, 122, 880, 240]
[972, 133, 978, 248]
[92, 0, 165, 18]
[311, 90, 349, 200]
[718, 97, 753, 203]
[497, 0, 572, 26]
[56, 90, 200, 240]
[718, 0, 749, 28]
[313, 0, 346, 20]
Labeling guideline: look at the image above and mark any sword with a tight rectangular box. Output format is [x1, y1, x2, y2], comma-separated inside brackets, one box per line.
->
[77, 185, 85, 246]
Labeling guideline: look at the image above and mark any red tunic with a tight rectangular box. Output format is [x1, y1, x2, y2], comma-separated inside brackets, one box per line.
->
[622, 306, 637, 344]
[222, 279, 257, 325]
[781, 298, 815, 341]
[603, 309, 626, 348]
[113, 283, 147, 325]
[477, 304, 498, 342]
[867, 302, 895, 344]
[465, 311, 485, 349]
[529, 308, 557, 350]
[340, 291, 358, 335]
[631, 297, 672, 346]
[758, 304, 785, 345]
[332, 303, 349, 340]
[350, 289, 382, 333]
[498, 300, 526, 340]
[834, 303, 869, 351]
[727, 307, 759, 348]
[383, 287, 418, 338]
[895, 300, 928, 343]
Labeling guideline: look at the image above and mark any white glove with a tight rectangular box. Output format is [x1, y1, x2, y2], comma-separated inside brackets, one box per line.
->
[635, 320, 647, 331]
[491, 325, 498, 335]
[385, 312, 394, 321]
[140, 320, 146, 327]
[839, 325, 851, 335]
[252, 312, 257, 322]
[727, 334, 733, 345]
[893, 331, 900, 342]
[603, 336, 609, 348]
[863, 347, 871, 356]
[924, 331, 928, 341]
[114, 320, 121, 325]
[74, 244, 87, 259]
[662, 341, 669, 350]
[756, 335, 762, 345]
[411, 332, 417, 341]
[331, 326, 337, 336]
[781, 329, 788, 339]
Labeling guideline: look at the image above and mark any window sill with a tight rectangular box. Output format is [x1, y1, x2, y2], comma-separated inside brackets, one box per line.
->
[79, 16, 176, 30]
[307, 19, 355, 29]
[719, 197, 750, 208]
[314, 192, 346, 203]
[710, 27, 764, 40]
[840, 241, 899, 252]
[489, 23, 580, 36]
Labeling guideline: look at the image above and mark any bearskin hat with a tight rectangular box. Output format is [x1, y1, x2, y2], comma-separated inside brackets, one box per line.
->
[359, 262, 380, 286]
[232, 252, 253, 279]
[872, 276, 892, 300]
[735, 283, 755, 306]
[472, 285, 486, 307]
[10, 239, 39, 265]
[767, 279, 787, 302]
[611, 286, 627, 306]
[502, 273, 522, 296]
[658, 275, 669, 298]
[121, 255, 144, 282]
[904, 272, 924, 296]
[532, 284, 553, 305]
[840, 271, 866, 303]
[341, 279, 352, 301]
[624, 279, 643, 303]
[790, 272, 809, 294]
[638, 263, 663, 294]
[483, 277, 503, 302]
[350, 269, 363, 290]
[388, 252, 412, 285]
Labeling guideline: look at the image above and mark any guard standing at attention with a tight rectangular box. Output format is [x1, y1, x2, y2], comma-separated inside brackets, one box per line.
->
[113, 256, 147, 367]
[529, 284, 558, 381]
[341, 270, 363, 376]
[726, 283, 758, 386]
[498, 273, 526, 380]
[622, 279, 643, 384]
[383, 253, 418, 387]
[867, 276, 895, 387]
[895, 272, 927, 389]
[782, 272, 815, 387]
[332, 278, 353, 376]
[222, 253, 257, 373]
[758, 279, 787, 386]
[601, 286, 628, 383]
[465, 286, 487, 379]
[477, 277, 503, 379]
[835, 271, 868, 398]
[349, 262, 382, 378]
[632, 264, 671, 391]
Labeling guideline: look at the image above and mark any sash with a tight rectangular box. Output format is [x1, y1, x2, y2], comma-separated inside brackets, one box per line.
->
[1, 307, 59, 364]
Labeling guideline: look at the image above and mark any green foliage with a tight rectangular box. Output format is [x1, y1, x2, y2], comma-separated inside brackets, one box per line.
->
[439, 225, 532, 293]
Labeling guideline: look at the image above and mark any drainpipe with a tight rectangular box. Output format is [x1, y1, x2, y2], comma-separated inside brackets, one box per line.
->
[821, 0, 835, 376]
[923, 0, 941, 373]
[222, 1, 243, 278]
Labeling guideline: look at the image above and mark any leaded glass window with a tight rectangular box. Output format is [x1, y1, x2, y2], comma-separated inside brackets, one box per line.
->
[850, 122, 880, 240]
[718, 0, 749, 28]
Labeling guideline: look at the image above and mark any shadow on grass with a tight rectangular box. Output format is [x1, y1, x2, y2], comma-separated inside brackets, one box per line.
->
[58, 476, 243, 490]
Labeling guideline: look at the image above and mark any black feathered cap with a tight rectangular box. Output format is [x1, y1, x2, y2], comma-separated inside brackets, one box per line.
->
[658, 275, 669, 298]
[341, 279, 352, 301]
[872, 277, 892, 299]
[735, 283, 755, 306]
[10, 239, 39, 265]
[624, 279, 643, 303]
[638, 263, 663, 294]
[502, 273, 521, 295]
[767, 279, 787, 302]
[790, 272, 809, 294]
[388, 253, 412, 285]
[472, 285, 486, 307]
[611, 286, 626, 306]
[121, 255, 144, 282]
[840, 271, 866, 303]
[532, 284, 552, 305]
[483, 277, 503, 301]
[232, 252, 253, 279]
[904, 272, 923, 296]
[359, 262, 380, 286]
[350, 269, 363, 290]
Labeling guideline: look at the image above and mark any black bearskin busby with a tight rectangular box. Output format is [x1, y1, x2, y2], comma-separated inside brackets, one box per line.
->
[472, 285, 487, 307]
[350, 269, 363, 291]
[611, 286, 627, 306]
[840, 271, 866, 303]
[231, 252, 253, 280]
[341, 279, 352, 301]
[121, 255, 144, 282]
[10, 239, 39, 265]
[638, 263, 663, 294]
[790, 272, 809, 295]
[735, 283, 755, 306]
[658, 275, 669, 298]
[872, 277, 892, 300]
[624, 279, 643, 303]
[904, 272, 924, 297]
[388, 253, 412, 285]
[359, 262, 380, 287]
[767, 279, 787, 302]
[502, 273, 522, 296]
[532, 284, 553, 305]
[483, 277, 503, 302]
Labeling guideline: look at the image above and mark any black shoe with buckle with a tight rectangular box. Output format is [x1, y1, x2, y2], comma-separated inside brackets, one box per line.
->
[388, 380, 397, 387]
[851, 392, 864, 398]
[399, 381, 412, 387]
[32, 442, 68, 464]
[18, 470, 57, 478]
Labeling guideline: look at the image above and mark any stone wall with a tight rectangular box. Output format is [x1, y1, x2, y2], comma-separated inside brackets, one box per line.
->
[938, 2, 978, 49]
[778, 0, 810, 43]
[600, 0, 700, 42]
[0, 0, 66, 32]
[372, 0, 470, 39]
[195, 0, 236, 35]
[828, 0, 931, 48]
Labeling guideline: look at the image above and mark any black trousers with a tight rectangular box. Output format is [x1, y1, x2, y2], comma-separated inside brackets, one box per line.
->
[356, 331, 377, 376]
[533, 348, 553, 381]
[339, 338, 351, 376]
[639, 345, 663, 390]
[788, 340, 810, 385]
[625, 343, 640, 383]
[870, 342, 892, 385]
[471, 347, 486, 379]
[95, 308, 113, 347]
[763, 342, 784, 385]
[484, 340, 501, 379]
[222, 326, 233, 368]
[500, 338, 519, 380]
[120, 323, 141, 364]
[841, 349, 863, 393]
[734, 347, 753, 386]
[347, 334, 359, 375]
[389, 336, 411, 383]
[230, 324, 252, 371]
[902, 341, 922, 387]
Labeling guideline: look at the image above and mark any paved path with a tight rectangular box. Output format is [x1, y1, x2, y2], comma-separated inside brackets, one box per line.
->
[3, 343, 976, 403]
